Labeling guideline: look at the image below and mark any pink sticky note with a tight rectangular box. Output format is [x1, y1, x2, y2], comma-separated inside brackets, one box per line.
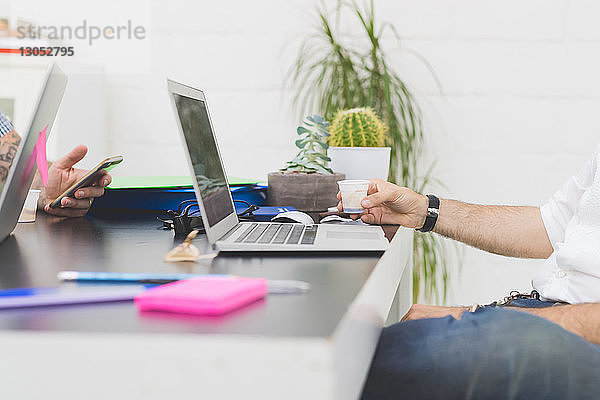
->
[35, 125, 49, 186]
[135, 277, 268, 316]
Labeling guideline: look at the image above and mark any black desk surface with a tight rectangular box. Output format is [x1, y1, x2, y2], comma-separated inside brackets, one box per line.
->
[0, 214, 382, 337]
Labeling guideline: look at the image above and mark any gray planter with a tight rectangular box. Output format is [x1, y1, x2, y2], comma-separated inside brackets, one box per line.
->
[267, 172, 345, 212]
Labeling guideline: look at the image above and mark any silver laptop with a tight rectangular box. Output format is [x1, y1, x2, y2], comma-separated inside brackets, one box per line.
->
[167, 79, 389, 252]
[0, 64, 68, 243]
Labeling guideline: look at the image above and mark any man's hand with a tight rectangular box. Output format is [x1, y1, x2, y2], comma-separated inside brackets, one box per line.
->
[402, 304, 469, 321]
[39, 145, 111, 218]
[519, 304, 600, 345]
[337, 179, 428, 228]
[337, 178, 552, 258]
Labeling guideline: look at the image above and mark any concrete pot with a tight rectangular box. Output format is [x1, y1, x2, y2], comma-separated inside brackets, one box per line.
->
[328, 147, 391, 181]
[267, 172, 345, 212]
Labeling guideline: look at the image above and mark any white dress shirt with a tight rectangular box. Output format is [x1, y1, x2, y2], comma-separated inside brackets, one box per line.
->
[535, 146, 600, 303]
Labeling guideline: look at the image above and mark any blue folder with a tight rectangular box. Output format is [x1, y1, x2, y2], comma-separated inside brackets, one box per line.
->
[89, 185, 268, 215]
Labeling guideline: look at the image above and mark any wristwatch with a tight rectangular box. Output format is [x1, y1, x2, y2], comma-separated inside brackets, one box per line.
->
[417, 194, 440, 233]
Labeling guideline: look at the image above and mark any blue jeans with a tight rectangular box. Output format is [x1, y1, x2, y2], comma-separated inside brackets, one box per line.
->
[361, 304, 600, 399]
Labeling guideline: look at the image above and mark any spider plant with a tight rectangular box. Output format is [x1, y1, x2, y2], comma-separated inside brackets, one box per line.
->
[288, 0, 449, 302]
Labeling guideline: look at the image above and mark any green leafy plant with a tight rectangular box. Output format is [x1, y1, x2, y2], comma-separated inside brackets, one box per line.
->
[288, 0, 449, 302]
[280, 115, 333, 175]
[328, 107, 387, 147]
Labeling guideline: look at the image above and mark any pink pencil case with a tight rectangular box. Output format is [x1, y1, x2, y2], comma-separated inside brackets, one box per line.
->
[134, 277, 267, 316]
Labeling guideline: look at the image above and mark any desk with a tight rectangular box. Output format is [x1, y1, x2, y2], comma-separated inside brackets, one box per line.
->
[0, 214, 413, 399]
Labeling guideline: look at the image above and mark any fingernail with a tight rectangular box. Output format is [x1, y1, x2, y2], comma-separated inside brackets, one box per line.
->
[77, 190, 84, 198]
[44, 205, 49, 211]
[103, 178, 109, 186]
[362, 199, 371, 207]
[63, 198, 71, 206]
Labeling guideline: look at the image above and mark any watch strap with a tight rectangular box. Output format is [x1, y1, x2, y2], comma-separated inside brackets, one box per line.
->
[417, 194, 440, 233]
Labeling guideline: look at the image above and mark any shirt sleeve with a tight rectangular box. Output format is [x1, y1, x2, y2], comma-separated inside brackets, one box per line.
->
[540, 148, 598, 248]
[0, 110, 14, 138]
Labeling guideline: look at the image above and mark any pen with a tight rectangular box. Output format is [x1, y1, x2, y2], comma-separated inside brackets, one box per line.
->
[58, 271, 311, 294]
[0, 287, 56, 297]
[57, 271, 226, 285]
[0, 286, 145, 309]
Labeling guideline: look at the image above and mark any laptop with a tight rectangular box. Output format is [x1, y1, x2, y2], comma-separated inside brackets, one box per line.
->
[167, 79, 389, 252]
[0, 64, 68, 243]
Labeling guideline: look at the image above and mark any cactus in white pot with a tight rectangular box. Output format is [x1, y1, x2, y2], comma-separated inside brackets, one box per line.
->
[328, 107, 387, 147]
[327, 108, 391, 181]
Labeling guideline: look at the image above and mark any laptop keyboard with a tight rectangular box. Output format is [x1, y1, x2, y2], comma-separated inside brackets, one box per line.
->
[272, 225, 292, 244]
[257, 224, 281, 244]
[233, 223, 318, 245]
[300, 225, 318, 244]
[234, 224, 258, 243]
[244, 224, 269, 243]
[286, 225, 305, 244]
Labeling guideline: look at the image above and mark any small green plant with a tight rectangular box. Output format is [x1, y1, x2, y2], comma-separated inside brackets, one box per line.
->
[280, 115, 333, 174]
[329, 107, 388, 147]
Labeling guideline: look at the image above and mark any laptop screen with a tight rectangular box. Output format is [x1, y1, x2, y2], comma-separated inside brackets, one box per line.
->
[173, 94, 235, 227]
[0, 64, 67, 242]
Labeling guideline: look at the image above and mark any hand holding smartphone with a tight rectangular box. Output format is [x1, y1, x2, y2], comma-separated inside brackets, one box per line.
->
[49, 155, 123, 209]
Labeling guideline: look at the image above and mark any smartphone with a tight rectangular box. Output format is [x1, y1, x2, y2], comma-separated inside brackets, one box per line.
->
[49, 155, 123, 209]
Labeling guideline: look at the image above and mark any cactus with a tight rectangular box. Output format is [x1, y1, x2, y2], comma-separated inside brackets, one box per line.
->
[328, 107, 387, 147]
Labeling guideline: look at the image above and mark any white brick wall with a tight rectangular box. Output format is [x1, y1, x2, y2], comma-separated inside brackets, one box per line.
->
[3, 0, 600, 305]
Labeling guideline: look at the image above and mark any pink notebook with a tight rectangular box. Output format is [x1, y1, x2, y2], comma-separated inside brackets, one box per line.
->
[134, 277, 267, 316]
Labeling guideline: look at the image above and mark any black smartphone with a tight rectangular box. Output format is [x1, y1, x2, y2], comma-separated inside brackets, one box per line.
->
[49, 155, 123, 209]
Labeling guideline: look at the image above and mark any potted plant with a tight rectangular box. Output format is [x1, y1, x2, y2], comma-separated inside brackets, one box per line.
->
[268, 115, 345, 212]
[327, 107, 391, 180]
[287, 1, 449, 302]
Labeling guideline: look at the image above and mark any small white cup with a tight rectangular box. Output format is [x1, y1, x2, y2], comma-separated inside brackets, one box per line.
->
[337, 180, 370, 214]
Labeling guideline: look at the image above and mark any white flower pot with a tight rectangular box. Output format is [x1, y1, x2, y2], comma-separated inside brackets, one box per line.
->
[328, 147, 391, 181]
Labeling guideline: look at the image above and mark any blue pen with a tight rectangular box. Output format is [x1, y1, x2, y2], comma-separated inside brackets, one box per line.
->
[57, 271, 228, 284]
[0, 287, 57, 297]
[58, 271, 312, 293]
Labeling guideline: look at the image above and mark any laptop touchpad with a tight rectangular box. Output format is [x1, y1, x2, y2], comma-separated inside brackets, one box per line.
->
[326, 231, 380, 240]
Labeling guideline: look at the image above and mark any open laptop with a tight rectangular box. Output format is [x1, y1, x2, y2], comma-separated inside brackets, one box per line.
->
[167, 79, 389, 252]
[0, 64, 68, 243]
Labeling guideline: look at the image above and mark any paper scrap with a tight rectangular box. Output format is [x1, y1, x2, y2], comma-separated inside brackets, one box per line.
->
[35, 125, 49, 186]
